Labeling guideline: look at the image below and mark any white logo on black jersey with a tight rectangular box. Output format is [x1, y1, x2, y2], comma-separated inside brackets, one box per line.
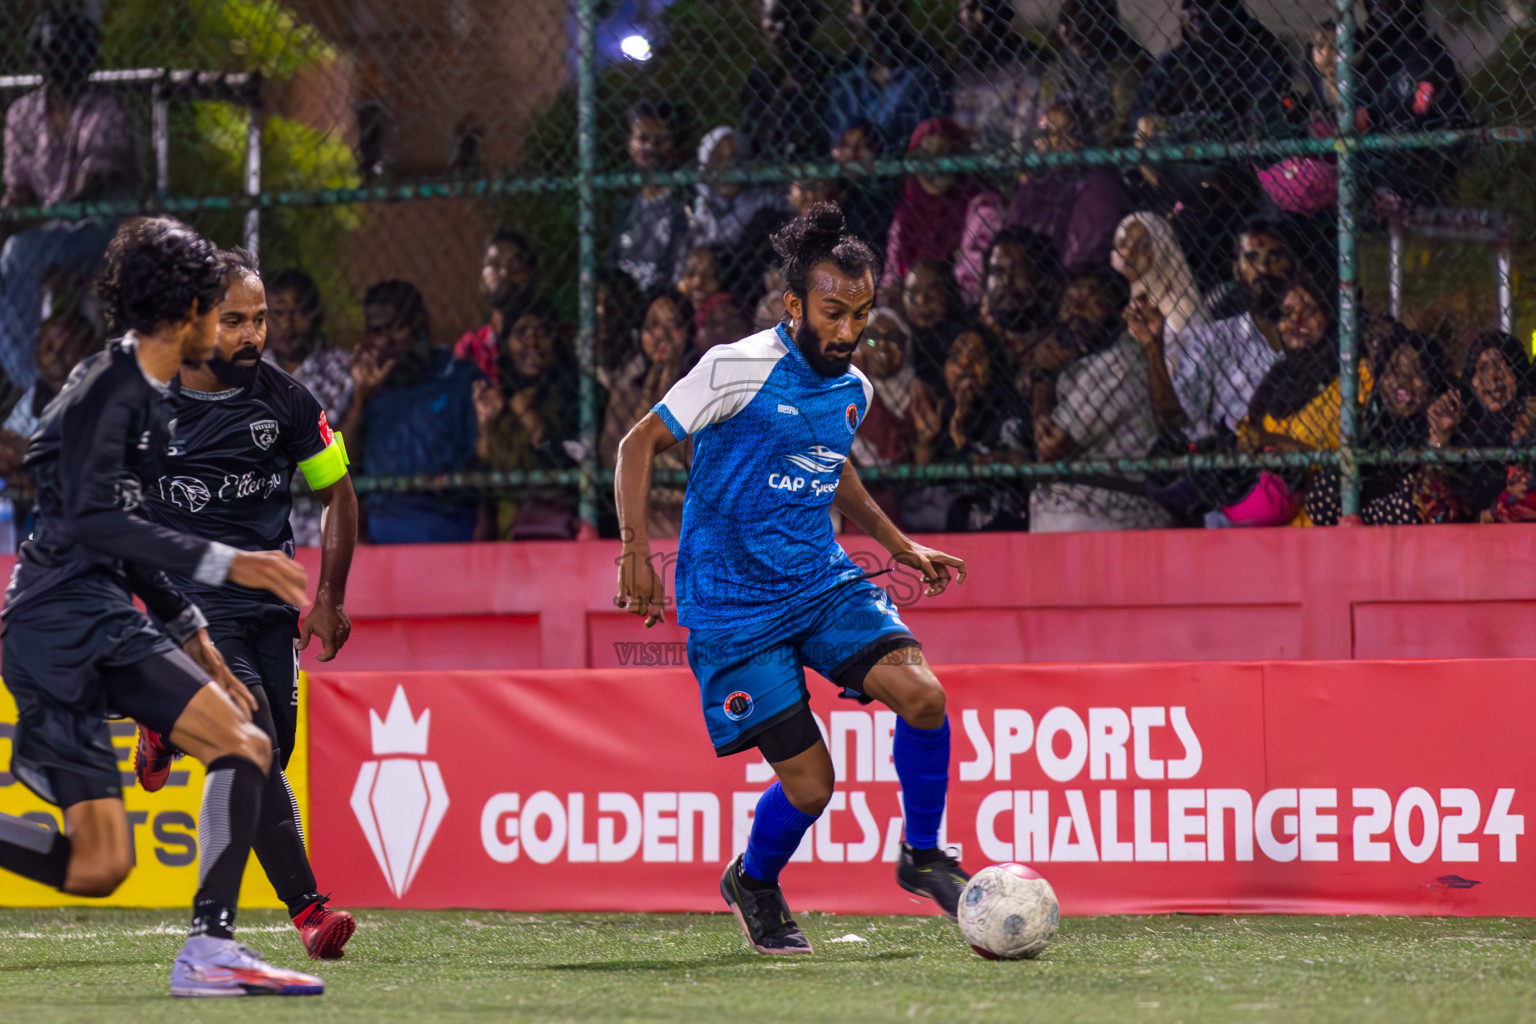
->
[160, 475, 212, 513]
[250, 419, 280, 450]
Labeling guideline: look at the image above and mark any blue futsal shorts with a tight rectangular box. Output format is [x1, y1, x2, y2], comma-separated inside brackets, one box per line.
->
[687, 578, 920, 758]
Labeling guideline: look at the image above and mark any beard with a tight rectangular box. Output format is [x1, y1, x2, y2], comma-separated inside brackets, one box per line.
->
[795, 318, 853, 378]
[201, 344, 261, 388]
[988, 294, 1049, 333]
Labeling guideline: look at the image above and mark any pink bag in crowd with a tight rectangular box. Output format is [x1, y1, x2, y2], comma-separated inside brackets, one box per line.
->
[1256, 157, 1338, 215]
[1221, 471, 1302, 527]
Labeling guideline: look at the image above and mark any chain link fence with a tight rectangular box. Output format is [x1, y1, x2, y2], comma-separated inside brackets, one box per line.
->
[1, 0, 1533, 541]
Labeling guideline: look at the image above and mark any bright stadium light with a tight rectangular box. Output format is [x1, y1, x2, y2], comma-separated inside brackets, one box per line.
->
[620, 34, 652, 61]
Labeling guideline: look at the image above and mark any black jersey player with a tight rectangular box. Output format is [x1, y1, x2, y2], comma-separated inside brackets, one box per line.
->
[132, 247, 360, 959]
[0, 218, 325, 996]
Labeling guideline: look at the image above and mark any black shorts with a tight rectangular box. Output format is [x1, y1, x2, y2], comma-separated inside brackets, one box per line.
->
[211, 612, 300, 768]
[2, 582, 208, 809]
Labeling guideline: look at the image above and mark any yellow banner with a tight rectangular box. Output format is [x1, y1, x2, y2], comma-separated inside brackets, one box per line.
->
[0, 674, 309, 908]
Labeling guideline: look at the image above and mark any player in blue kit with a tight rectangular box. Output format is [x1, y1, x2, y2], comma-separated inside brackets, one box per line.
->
[613, 203, 969, 954]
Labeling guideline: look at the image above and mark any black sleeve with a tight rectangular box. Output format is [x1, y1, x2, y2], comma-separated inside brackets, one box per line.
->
[56, 375, 222, 581]
[280, 379, 329, 465]
[122, 561, 206, 645]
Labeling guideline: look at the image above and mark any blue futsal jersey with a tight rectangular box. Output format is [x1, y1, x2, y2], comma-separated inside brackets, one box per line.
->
[653, 323, 873, 630]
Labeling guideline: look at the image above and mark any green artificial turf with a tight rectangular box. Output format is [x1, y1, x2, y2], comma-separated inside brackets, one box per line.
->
[2, 909, 1535, 1023]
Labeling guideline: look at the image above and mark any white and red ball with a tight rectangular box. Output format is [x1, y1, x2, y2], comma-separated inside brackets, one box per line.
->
[957, 863, 1059, 960]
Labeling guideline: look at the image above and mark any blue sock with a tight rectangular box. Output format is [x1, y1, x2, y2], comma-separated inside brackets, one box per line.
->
[895, 716, 950, 849]
[742, 782, 819, 884]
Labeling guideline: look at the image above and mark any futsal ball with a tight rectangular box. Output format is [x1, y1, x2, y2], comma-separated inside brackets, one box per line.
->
[957, 863, 1059, 960]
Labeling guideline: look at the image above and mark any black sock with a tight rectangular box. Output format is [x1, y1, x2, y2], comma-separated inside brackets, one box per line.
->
[0, 813, 70, 889]
[286, 891, 324, 919]
[249, 753, 319, 916]
[738, 866, 778, 892]
[191, 755, 264, 940]
[909, 845, 950, 866]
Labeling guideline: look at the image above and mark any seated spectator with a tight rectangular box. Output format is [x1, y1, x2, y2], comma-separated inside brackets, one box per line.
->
[995, 101, 1127, 273]
[849, 307, 919, 468]
[1129, 0, 1294, 143]
[685, 127, 788, 256]
[608, 100, 689, 295]
[455, 229, 539, 385]
[951, 1, 1046, 157]
[678, 246, 749, 352]
[1307, 329, 1454, 526]
[881, 119, 996, 303]
[1127, 219, 1294, 443]
[341, 280, 483, 544]
[1, 9, 137, 392]
[598, 290, 694, 538]
[1112, 212, 1206, 428]
[830, 124, 900, 253]
[827, 0, 947, 156]
[739, 0, 836, 163]
[976, 228, 1064, 380]
[263, 268, 354, 546]
[901, 257, 968, 390]
[907, 328, 1026, 530]
[595, 267, 645, 377]
[1126, 115, 1264, 292]
[1358, 0, 1471, 209]
[1, 308, 98, 440]
[1029, 281, 1173, 533]
[475, 308, 582, 540]
[1043, 0, 1150, 147]
[754, 265, 790, 331]
[1429, 331, 1536, 521]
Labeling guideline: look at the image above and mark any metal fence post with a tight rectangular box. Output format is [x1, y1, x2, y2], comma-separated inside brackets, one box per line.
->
[1335, 0, 1361, 518]
[575, 0, 599, 533]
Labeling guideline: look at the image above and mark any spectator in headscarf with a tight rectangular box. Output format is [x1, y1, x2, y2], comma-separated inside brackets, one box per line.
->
[849, 306, 919, 469]
[951, 1, 1046, 158]
[1112, 212, 1206, 429]
[827, 0, 947, 155]
[881, 119, 996, 298]
[1425, 330, 1536, 520]
[739, 0, 836, 163]
[684, 127, 789, 258]
[1357, 0, 1471, 209]
[1043, 0, 1150, 147]
[1130, 0, 1294, 143]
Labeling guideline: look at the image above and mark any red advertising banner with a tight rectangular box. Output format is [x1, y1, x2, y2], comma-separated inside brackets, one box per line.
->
[307, 662, 1532, 916]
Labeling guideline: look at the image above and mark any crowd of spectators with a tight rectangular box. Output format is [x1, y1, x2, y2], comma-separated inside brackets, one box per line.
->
[1, 0, 1528, 543]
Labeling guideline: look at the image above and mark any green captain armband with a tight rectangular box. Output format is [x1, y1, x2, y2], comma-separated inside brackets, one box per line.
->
[298, 434, 349, 490]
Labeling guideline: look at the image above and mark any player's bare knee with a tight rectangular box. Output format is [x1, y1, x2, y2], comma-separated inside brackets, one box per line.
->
[784, 775, 833, 816]
[209, 720, 271, 772]
[66, 850, 131, 897]
[900, 676, 947, 730]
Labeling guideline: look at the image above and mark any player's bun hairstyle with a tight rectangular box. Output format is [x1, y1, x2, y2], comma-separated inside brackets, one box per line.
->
[770, 202, 880, 302]
[98, 217, 224, 335]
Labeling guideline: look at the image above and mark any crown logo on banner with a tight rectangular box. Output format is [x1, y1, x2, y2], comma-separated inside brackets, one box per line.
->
[369, 685, 431, 755]
[351, 686, 450, 899]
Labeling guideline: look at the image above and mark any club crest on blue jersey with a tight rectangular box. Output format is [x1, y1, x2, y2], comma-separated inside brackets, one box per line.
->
[250, 419, 280, 450]
[845, 402, 859, 433]
[724, 691, 754, 721]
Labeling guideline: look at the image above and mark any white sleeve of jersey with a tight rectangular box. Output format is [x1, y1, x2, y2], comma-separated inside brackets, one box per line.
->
[851, 364, 874, 412]
[653, 329, 786, 440]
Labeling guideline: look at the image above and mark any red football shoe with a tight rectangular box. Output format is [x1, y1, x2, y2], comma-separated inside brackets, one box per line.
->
[293, 897, 356, 960]
[134, 724, 177, 792]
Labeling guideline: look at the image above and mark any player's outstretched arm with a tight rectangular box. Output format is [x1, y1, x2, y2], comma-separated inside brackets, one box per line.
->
[613, 412, 680, 628]
[299, 475, 358, 661]
[833, 462, 967, 597]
